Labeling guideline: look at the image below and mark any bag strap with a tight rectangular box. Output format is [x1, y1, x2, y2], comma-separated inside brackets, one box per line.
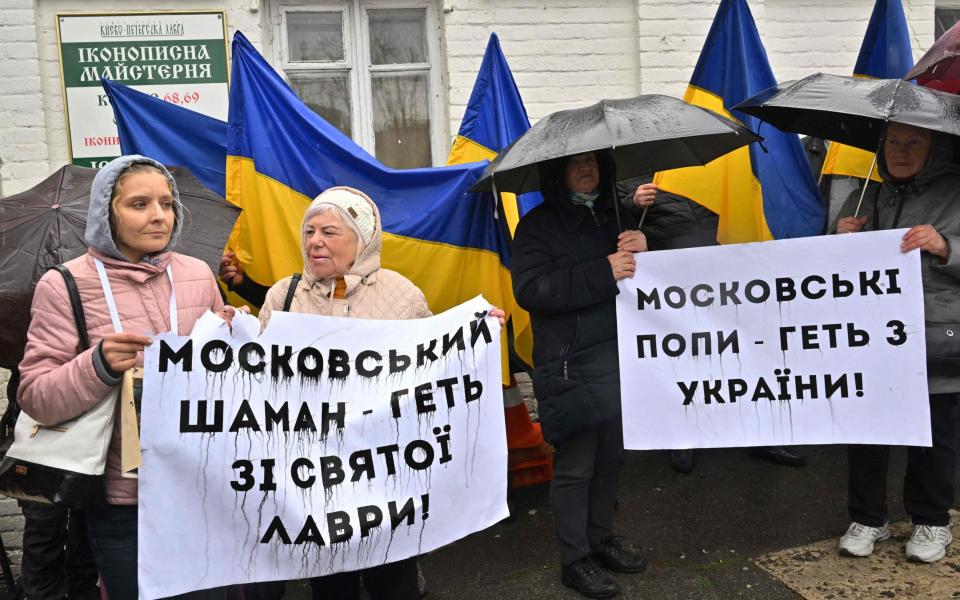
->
[282, 273, 302, 312]
[50, 265, 91, 352]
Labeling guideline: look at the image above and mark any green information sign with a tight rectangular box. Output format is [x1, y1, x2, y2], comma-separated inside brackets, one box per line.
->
[57, 11, 229, 168]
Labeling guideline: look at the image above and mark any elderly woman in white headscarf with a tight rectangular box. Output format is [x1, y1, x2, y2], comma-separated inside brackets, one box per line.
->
[257, 186, 502, 600]
[258, 185, 425, 599]
[259, 186, 431, 324]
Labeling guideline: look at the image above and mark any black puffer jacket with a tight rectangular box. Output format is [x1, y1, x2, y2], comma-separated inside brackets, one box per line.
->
[512, 179, 636, 444]
[617, 176, 718, 250]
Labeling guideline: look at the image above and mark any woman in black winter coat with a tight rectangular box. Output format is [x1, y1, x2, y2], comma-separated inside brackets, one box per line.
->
[511, 150, 648, 600]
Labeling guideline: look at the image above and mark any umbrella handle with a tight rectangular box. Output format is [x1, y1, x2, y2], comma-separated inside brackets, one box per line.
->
[853, 152, 878, 218]
[637, 206, 649, 230]
[611, 179, 623, 232]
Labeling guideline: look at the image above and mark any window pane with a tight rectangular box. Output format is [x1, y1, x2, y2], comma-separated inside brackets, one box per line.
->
[287, 12, 344, 62]
[288, 72, 352, 138]
[371, 72, 431, 168]
[936, 8, 960, 39]
[368, 9, 427, 65]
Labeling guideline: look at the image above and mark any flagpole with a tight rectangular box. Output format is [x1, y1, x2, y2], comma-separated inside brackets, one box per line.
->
[637, 207, 649, 229]
[853, 152, 879, 218]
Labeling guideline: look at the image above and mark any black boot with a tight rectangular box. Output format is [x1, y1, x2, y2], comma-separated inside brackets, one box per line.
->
[592, 536, 647, 574]
[669, 449, 694, 474]
[749, 446, 807, 467]
[561, 556, 620, 599]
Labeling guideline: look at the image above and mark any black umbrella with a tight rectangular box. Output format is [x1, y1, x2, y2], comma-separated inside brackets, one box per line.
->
[470, 94, 759, 196]
[733, 73, 960, 152]
[0, 165, 240, 368]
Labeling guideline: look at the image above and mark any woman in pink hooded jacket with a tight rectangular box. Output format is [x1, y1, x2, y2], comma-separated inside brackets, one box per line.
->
[18, 155, 239, 598]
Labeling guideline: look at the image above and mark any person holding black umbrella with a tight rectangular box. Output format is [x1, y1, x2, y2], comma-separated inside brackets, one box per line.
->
[832, 122, 960, 564]
[512, 150, 649, 599]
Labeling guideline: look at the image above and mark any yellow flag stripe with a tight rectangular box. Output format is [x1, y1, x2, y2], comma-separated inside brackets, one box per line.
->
[446, 134, 534, 369]
[821, 143, 882, 181]
[653, 86, 772, 244]
[227, 154, 517, 383]
[447, 135, 522, 235]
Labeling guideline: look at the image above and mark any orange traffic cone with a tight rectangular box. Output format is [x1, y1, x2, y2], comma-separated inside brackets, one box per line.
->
[503, 376, 553, 488]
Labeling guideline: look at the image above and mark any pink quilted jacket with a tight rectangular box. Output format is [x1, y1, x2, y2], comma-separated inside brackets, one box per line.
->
[18, 249, 224, 505]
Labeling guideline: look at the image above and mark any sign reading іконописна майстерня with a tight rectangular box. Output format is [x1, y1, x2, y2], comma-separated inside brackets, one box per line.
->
[56, 12, 228, 168]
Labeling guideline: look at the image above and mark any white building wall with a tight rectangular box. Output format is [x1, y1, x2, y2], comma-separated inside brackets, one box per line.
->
[635, 0, 721, 97]
[0, 0, 51, 195]
[440, 0, 642, 138]
[762, 0, 935, 82]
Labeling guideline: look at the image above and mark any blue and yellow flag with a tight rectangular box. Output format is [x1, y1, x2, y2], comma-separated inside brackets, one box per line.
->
[227, 32, 514, 382]
[101, 78, 257, 309]
[447, 33, 540, 233]
[821, 0, 914, 181]
[654, 0, 825, 243]
[102, 78, 227, 197]
[446, 32, 534, 368]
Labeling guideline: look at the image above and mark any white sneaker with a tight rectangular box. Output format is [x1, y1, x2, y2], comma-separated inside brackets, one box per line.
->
[838, 521, 891, 557]
[905, 525, 953, 563]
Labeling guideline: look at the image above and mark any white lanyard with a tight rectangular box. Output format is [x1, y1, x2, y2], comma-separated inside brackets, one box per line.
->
[93, 258, 178, 334]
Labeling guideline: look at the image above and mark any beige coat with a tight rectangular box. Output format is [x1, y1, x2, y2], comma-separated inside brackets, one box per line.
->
[259, 187, 431, 325]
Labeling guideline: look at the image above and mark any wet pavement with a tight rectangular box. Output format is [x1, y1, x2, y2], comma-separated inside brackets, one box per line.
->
[283, 411, 960, 599]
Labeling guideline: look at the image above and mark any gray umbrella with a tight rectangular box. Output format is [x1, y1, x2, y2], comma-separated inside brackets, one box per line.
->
[733, 73, 960, 152]
[470, 94, 759, 195]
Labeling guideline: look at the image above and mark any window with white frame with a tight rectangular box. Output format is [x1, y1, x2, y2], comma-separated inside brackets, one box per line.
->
[936, 1, 960, 38]
[274, 2, 444, 169]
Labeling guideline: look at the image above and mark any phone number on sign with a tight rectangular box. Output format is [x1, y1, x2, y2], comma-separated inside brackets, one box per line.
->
[162, 91, 201, 105]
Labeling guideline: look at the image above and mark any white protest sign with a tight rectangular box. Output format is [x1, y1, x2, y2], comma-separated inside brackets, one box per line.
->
[616, 230, 930, 450]
[138, 297, 506, 598]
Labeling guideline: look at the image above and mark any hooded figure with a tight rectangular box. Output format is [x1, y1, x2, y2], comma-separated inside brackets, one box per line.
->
[18, 155, 231, 598]
[258, 186, 431, 324]
[511, 150, 649, 598]
[256, 185, 428, 600]
[834, 130, 960, 393]
[833, 126, 960, 565]
[84, 155, 184, 262]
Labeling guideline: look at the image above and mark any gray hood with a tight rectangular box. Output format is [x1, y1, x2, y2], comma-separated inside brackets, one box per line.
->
[877, 130, 959, 188]
[84, 155, 182, 262]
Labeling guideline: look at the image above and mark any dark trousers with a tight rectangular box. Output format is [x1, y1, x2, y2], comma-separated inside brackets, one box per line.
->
[551, 417, 624, 565]
[848, 393, 958, 527]
[20, 502, 98, 600]
[86, 504, 236, 600]
[309, 558, 419, 600]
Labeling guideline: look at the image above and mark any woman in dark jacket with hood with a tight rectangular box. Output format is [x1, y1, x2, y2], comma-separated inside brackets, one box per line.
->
[512, 150, 648, 599]
[833, 122, 960, 564]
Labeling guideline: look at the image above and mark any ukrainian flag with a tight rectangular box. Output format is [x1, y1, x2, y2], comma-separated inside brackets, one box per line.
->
[101, 78, 259, 308]
[103, 78, 227, 197]
[446, 33, 535, 368]
[821, 0, 914, 182]
[654, 0, 825, 243]
[227, 32, 514, 382]
[447, 33, 540, 233]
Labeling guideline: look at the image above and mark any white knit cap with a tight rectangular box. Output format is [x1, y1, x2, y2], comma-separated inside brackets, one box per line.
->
[308, 188, 376, 246]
